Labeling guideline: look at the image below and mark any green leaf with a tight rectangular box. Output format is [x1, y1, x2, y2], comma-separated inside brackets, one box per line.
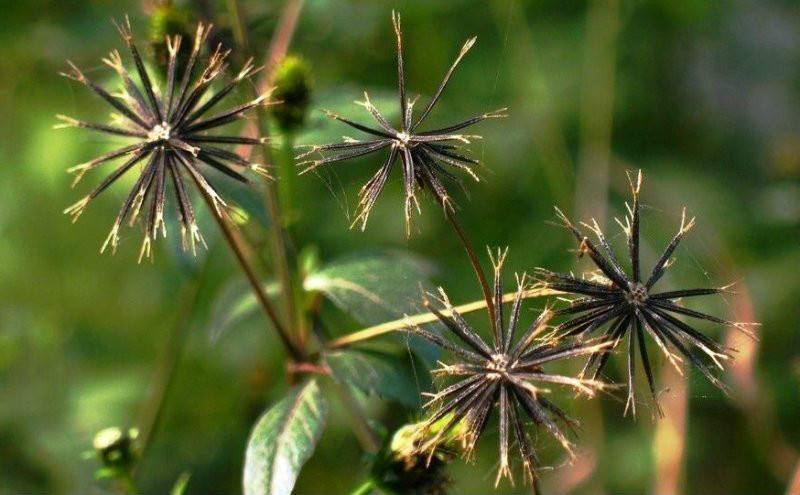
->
[303, 251, 442, 363]
[304, 251, 434, 326]
[207, 278, 281, 343]
[326, 349, 430, 407]
[243, 379, 328, 495]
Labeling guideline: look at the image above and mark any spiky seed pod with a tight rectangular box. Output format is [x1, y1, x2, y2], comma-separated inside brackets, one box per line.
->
[539, 170, 758, 417]
[409, 249, 611, 486]
[57, 18, 274, 261]
[297, 11, 506, 235]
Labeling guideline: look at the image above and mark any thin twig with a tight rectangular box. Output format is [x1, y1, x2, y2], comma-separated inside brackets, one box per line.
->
[787, 458, 800, 495]
[326, 287, 558, 349]
[444, 207, 496, 331]
[200, 193, 303, 361]
[328, 379, 382, 453]
[229, 0, 306, 344]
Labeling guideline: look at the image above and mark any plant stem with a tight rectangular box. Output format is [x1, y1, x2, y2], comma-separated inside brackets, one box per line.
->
[787, 457, 800, 495]
[202, 194, 303, 361]
[349, 479, 376, 495]
[225, 0, 247, 48]
[326, 287, 558, 349]
[312, 315, 381, 453]
[227, 0, 302, 346]
[258, 120, 300, 342]
[443, 207, 495, 330]
[133, 261, 208, 475]
[329, 379, 381, 453]
[532, 476, 543, 495]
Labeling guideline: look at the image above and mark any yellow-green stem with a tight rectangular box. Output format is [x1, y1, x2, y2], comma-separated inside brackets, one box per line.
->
[327, 287, 558, 349]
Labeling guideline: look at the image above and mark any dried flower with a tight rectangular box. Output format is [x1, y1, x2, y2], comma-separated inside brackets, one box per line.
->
[539, 170, 757, 416]
[57, 18, 273, 261]
[297, 11, 506, 234]
[409, 249, 610, 486]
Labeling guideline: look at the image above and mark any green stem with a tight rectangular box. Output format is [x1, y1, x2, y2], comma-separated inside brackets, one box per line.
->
[349, 479, 376, 495]
[313, 315, 381, 453]
[225, 0, 247, 48]
[326, 287, 556, 349]
[329, 379, 381, 454]
[278, 132, 298, 227]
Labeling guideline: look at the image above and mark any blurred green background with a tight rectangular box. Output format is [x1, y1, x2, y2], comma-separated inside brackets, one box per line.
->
[1, 0, 799, 494]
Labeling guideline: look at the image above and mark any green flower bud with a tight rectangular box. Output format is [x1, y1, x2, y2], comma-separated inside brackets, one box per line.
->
[271, 55, 312, 132]
[370, 417, 463, 494]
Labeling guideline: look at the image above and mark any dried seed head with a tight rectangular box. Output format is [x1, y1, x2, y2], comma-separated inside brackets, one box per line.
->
[58, 20, 274, 260]
[297, 11, 506, 234]
[541, 170, 759, 418]
[410, 251, 609, 485]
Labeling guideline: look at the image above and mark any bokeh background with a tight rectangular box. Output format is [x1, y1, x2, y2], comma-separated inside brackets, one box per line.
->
[1, 0, 799, 494]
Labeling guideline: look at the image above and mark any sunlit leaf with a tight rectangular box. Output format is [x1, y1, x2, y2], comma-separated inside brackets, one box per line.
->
[325, 349, 430, 407]
[303, 251, 442, 362]
[243, 379, 328, 495]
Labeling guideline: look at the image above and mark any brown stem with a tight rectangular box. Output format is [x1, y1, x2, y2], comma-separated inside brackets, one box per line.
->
[326, 287, 557, 349]
[787, 458, 800, 495]
[229, 0, 305, 346]
[443, 207, 495, 330]
[202, 195, 303, 361]
[532, 476, 543, 495]
[260, 0, 305, 88]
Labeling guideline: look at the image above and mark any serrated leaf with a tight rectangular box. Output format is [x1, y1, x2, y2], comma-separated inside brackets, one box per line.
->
[326, 349, 430, 407]
[303, 251, 434, 325]
[303, 251, 442, 363]
[243, 379, 328, 495]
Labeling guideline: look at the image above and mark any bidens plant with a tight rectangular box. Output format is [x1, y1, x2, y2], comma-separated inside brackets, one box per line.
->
[58, 8, 756, 495]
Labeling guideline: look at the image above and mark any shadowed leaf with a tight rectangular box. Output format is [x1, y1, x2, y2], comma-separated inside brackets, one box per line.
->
[326, 349, 430, 407]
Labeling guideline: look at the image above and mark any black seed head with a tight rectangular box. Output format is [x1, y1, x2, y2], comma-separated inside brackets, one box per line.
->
[408, 249, 611, 486]
[58, 17, 274, 261]
[297, 11, 506, 235]
[540, 170, 759, 417]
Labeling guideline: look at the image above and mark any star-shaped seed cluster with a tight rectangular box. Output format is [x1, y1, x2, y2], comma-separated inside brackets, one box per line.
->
[298, 12, 505, 234]
[58, 19, 273, 260]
